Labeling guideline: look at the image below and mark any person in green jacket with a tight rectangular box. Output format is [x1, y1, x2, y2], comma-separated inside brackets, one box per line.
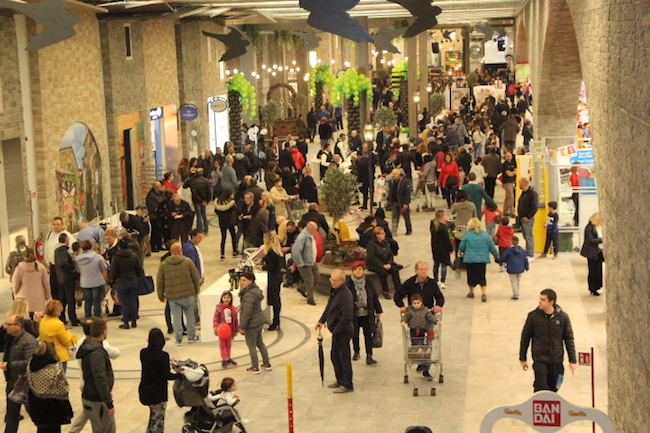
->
[459, 218, 499, 302]
[462, 172, 496, 217]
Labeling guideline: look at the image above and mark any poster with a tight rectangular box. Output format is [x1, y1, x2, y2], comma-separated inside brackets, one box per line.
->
[444, 51, 463, 71]
[450, 88, 470, 111]
[473, 85, 506, 103]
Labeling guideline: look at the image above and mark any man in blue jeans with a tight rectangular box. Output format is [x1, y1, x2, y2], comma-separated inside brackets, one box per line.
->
[157, 242, 201, 345]
[517, 178, 539, 258]
[187, 168, 212, 234]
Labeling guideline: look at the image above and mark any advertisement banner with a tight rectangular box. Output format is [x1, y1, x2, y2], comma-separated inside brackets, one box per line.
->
[473, 85, 506, 102]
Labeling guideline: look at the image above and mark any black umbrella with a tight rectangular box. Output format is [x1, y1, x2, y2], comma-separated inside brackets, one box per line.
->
[317, 329, 324, 386]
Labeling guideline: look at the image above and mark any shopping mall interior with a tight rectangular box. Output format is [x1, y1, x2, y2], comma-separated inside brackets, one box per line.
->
[0, 0, 647, 431]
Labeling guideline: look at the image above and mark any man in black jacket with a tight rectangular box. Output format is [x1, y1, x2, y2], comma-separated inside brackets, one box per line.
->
[394, 261, 444, 380]
[519, 289, 577, 392]
[300, 203, 330, 234]
[356, 143, 377, 210]
[517, 178, 539, 258]
[316, 269, 354, 393]
[54, 233, 79, 326]
[78, 318, 116, 433]
[187, 169, 212, 235]
[279, 141, 294, 171]
[145, 181, 164, 252]
[388, 169, 413, 235]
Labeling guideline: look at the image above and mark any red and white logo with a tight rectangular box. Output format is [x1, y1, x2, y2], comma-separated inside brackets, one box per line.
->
[533, 400, 561, 427]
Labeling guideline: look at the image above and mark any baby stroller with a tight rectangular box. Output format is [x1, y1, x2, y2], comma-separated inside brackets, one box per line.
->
[173, 361, 247, 433]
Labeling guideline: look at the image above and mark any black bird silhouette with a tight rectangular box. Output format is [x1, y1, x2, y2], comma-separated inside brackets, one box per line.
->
[372, 24, 406, 54]
[0, 0, 81, 51]
[388, 0, 442, 38]
[299, 0, 374, 43]
[202, 27, 250, 62]
[442, 30, 453, 42]
[291, 29, 322, 53]
[474, 21, 495, 44]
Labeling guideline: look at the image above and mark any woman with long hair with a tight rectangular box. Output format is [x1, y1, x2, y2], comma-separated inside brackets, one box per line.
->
[298, 166, 319, 204]
[5, 298, 40, 337]
[139, 328, 181, 433]
[177, 158, 190, 183]
[39, 300, 77, 371]
[26, 340, 73, 433]
[247, 208, 270, 248]
[580, 212, 604, 296]
[430, 210, 453, 289]
[210, 159, 223, 199]
[259, 192, 277, 230]
[215, 189, 238, 260]
[12, 247, 51, 312]
[262, 232, 284, 331]
[438, 152, 460, 208]
[459, 218, 499, 302]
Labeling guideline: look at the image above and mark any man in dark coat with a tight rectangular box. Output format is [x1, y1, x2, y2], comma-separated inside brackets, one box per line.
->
[145, 181, 164, 252]
[296, 135, 308, 160]
[517, 178, 539, 258]
[519, 289, 577, 392]
[300, 203, 330, 234]
[356, 143, 377, 210]
[316, 269, 354, 393]
[279, 142, 294, 171]
[167, 194, 193, 243]
[235, 191, 260, 250]
[54, 233, 79, 326]
[482, 147, 502, 198]
[388, 169, 412, 235]
[187, 169, 212, 234]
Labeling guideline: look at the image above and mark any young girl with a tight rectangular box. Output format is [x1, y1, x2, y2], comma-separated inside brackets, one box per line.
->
[213, 290, 239, 368]
[470, 157, 487, 187]
[482, 203, 503, 238]
[208, 378, 248, 425]
[430, 210, 453, 289]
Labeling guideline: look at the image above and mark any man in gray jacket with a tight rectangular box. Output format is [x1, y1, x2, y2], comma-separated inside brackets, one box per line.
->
[291, 221, 319, 305]
[157, 242, 201, 345]
[1, 315, 38, 433]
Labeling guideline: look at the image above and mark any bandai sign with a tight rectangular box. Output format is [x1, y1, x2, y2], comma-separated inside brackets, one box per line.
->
[533, 401, 561, 427]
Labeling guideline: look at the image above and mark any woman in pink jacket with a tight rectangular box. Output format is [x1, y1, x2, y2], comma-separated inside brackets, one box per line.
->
[12, 248, 51, 312]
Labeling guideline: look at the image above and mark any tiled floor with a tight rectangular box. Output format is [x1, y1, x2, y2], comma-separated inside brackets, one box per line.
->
[0, 147, 608, 433]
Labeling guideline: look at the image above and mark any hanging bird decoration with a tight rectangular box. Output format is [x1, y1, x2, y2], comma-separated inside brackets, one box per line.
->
[0, 0, 81, 51]
[388, 0, 442, 38]
[202, 27, 250, 62]
[372, 24, 406, 54]
[442, 30, 453, 42]
[474, 21, 495, 45]
[299, 0, 374, 43]
[291, 28, 322, 53]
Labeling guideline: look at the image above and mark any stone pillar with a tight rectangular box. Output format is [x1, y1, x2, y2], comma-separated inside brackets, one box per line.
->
[418, 32, 429, 126]
[406, 36, 417, 140]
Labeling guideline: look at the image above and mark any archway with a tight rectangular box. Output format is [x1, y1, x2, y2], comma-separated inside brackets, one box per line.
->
[267, 83, 300, 119]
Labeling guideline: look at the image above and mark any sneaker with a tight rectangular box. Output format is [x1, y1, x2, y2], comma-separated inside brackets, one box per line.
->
[297, 288, 308, 298]
[481, 294, 487, 302]
[552, 254, 558, 260]
[333, 386, 353, 393]
[353, 351, 360, 361]
[499, 265, 506, 273]
[222, 360, 229, 368]
[528, 257, 536, 263]
[175, 339, 183, 346]
[383, 292, 391, 299]
[366, 356, 377, 365]
[327, 382, 340, 388]
[246, 367, 260, 374]
[423, 371, 433, 381]
[538, 254, 547, 259]
[466, 293, 474, 298]
[220, 256, 225, 261]
[307, 299, 316, 306]
[439, 281, 447, 289]
[228, 359, 238, 366]
[511, 296, 519, 300]
[187, 336, 199, 343]
[233, 251, 240, 257]
[261, 363, 272, 371]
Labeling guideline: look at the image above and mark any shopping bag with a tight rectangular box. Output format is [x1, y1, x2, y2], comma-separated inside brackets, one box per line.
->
[137, 275, 155, 296]
[372, 317, 383, 348]
[8, 375, 28, 405]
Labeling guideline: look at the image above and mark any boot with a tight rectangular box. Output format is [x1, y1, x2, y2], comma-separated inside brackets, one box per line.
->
[353, 351, 360, 361]
[108, 304, 121, 317]
[366, 356, 377, 365]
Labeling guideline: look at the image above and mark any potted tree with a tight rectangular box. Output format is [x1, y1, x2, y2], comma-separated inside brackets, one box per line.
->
[260, 100, 282, 137]
[319, 168, 360, 241]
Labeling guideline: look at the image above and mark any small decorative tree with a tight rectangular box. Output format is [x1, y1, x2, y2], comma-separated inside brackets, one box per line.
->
[429, 93, 446, 118]
[374, 106, 398, 128]
[319, 169, 360, 239]
[331, 68, 372, 134]
[260, 100, 282, 137]
[227, 73, 257, 147]
[466, 71, 479, 88]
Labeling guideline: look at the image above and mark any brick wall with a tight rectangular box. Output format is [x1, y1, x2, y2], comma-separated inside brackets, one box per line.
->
[29, 12, 109, 234]
[0, 13, 22, 141]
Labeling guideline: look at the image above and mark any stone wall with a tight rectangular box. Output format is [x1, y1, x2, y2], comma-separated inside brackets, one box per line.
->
[0, 13, 22, 141]
[29, 12, 109, 233]
[564, 0, 650, 431]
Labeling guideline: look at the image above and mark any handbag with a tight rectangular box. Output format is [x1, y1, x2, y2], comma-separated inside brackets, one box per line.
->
[137, 275, 155, 296]
[8, 375, 28, 405]
[372, 317, 383, 348]
[446, 175, 458, 188]
[426, 182, 436, 193]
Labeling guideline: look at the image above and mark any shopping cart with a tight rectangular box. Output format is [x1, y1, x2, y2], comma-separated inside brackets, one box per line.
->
[401, 317, 443, 397]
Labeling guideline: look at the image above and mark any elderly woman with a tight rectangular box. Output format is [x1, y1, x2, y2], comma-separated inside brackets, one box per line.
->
[74, 240, 108, 318]
[580, 212, 604, 296]
[459, 218, 499, 302]
[39, 300, 78, 371]
[270, 177, 293, 219]
[238, 272, 271, 373]
[12, 248, 51, 313]
[365, 226, 401, 300]
[345, 261, 382, 364]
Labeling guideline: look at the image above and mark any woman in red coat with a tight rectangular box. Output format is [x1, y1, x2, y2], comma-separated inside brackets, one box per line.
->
[438, 153, 460, 209]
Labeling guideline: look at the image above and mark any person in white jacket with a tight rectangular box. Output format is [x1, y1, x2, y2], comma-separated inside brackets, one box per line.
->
[68, 318, 121, 433]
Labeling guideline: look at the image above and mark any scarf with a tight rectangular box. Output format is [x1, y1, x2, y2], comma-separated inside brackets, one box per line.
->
[352, 275, 368, 316]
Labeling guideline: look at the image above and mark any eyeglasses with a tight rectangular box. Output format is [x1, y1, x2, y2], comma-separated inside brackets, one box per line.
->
[4, 323, 18, 327]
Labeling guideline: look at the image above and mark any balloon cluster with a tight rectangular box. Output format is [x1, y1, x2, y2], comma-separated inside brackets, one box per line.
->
[227, 73, 257, 119]
[308, 64, 335, 96]
[391, 60, 409, 99]
[331, 68, 372, 106]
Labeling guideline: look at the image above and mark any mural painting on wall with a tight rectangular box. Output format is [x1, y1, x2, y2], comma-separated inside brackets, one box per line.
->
[56, 123, 104, 232]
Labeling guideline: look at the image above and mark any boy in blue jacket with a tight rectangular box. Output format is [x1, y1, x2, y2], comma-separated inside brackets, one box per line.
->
[497, 236, 529, 300]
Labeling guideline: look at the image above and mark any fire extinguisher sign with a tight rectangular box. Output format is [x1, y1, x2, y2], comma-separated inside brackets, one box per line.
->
[579, 352, 592, 366]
